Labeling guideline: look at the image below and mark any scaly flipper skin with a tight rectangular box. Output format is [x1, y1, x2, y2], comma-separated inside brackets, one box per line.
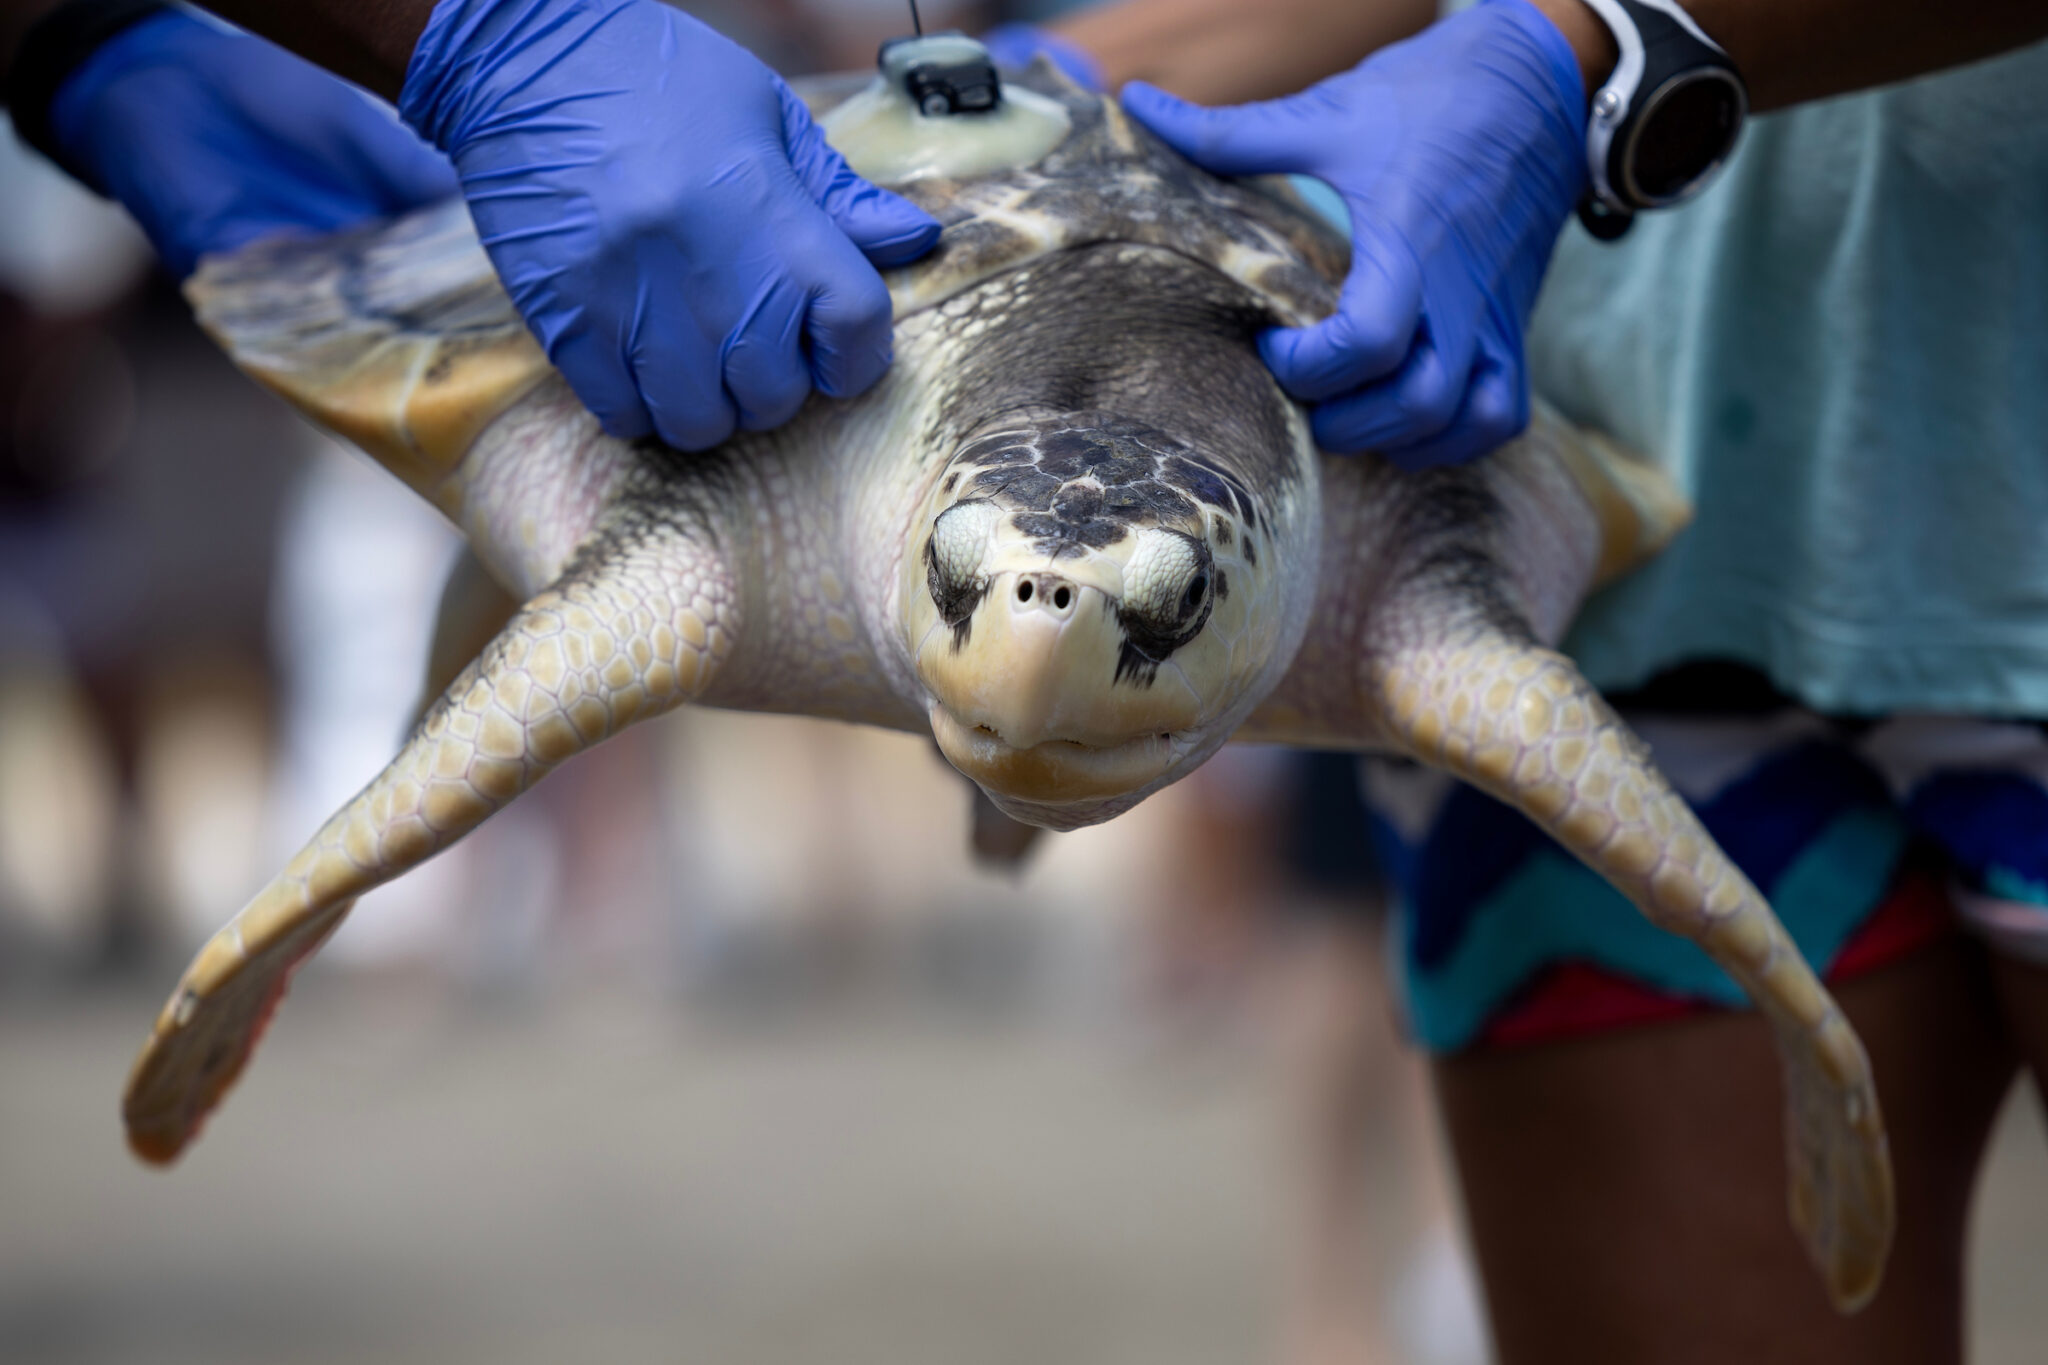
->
[1364, 632, 1892, 1310]
[1246, 439, 1893, 1310]
[122, 515, 738, 1162]
[1328, 450, 1893, 1311]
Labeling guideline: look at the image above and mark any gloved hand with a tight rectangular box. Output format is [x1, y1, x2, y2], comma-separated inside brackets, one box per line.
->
[1121, 0, 1585, 467]
[980, 23, 1104, 91]
[47, 10, 458, 279]
[400, 0, 943, 451]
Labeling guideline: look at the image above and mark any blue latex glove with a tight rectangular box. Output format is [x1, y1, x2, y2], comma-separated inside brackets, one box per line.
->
[1121, 0, 1585, 466]
[400, 0, 943, 451]
[981, 23, 1104, 92]
[47, 11, 458, 279]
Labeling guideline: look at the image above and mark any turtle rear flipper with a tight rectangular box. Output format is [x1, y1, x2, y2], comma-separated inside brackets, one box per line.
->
[185, 201, 551, 511]
[123, 517, 739, 1163]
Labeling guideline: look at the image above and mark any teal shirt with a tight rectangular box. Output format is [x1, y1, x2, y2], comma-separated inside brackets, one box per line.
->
[1529, 42, 2048, 715]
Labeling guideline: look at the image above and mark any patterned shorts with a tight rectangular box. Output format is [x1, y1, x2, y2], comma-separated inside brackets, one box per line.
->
[1360, 664, 2048, 1052]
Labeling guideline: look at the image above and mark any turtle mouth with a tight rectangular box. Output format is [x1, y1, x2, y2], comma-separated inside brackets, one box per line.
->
[928, 703, 1185, 805]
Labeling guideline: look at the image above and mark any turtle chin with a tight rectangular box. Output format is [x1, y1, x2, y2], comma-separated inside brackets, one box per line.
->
[928, 703, 1193, 830]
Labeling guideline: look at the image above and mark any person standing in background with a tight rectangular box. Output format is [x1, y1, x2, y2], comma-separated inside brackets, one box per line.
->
[995, 1, 2048, 1361]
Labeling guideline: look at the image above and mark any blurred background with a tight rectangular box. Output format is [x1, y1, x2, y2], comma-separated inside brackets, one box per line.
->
[3, 3, 2047, 1364]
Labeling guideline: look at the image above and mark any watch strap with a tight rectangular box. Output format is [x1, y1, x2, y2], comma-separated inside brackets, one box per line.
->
[1576, 0, 1745, 234]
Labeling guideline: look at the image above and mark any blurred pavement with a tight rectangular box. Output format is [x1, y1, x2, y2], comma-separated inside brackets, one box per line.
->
[3, 974, 2047, 1365]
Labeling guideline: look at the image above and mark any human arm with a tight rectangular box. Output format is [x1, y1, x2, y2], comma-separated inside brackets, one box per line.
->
[6, 6, 457, 277]
[1115, 0, 2048, 466]
[171, 0, 424, 98]
[1531, 0, 2048, 113]
[1044, 0, 1436, 104]
[1017, 0, 2048, 112]
[0, 0, 62, 76]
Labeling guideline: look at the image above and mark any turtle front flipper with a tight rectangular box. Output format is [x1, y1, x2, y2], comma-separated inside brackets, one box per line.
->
[122, 518, 738, 1164]
[1257, 420, 1892, 1310]
[1364, 631, 1891, 1311]
[1346, 465, 1894, 1313]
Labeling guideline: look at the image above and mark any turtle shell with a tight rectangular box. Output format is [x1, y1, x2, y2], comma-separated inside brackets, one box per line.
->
[808, 62, 1351, 326]
[183, 61, 1349, 509]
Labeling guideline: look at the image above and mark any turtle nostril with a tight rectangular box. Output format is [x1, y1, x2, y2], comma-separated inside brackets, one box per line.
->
[1016, 576, 1077, 612]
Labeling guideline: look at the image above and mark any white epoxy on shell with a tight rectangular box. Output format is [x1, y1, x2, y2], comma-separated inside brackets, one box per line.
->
[821, 73, 1070, 185]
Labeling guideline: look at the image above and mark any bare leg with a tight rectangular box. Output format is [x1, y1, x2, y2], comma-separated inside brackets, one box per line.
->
[1989, 952, 2048, 1106]
[1273, 915, 1401, 1365]
[1146, 751, 1286, 1015]
[1435, 941, 2016, 1365]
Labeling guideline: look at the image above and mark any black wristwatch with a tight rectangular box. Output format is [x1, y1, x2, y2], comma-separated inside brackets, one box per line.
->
[1573, 0, 1747, 241]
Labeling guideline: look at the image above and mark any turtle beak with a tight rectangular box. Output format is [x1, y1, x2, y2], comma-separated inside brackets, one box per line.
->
[929, 705, 1186, 810]
[919, 568, 1201, 808]
[942, 570, 1095, 750]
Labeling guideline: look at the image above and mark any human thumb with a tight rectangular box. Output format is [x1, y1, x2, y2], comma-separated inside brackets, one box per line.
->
[822, 178, 942, 269]
[779, 83, 940, 269]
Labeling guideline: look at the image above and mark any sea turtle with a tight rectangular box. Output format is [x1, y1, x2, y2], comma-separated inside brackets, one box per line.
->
[123, 53, 1892, 1311]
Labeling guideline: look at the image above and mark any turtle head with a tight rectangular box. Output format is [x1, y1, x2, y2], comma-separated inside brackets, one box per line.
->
[902, 413, 1315, 830]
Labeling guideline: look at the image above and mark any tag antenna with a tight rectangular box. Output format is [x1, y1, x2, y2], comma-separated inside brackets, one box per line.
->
[907, 0, 923, 36]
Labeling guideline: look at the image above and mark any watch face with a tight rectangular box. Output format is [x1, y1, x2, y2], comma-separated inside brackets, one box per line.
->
[1630, 71, 1743, 204]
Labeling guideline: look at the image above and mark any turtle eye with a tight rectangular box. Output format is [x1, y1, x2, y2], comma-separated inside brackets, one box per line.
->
[1122, 529, 1213, 626]
[926, 498, 1002, 627]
